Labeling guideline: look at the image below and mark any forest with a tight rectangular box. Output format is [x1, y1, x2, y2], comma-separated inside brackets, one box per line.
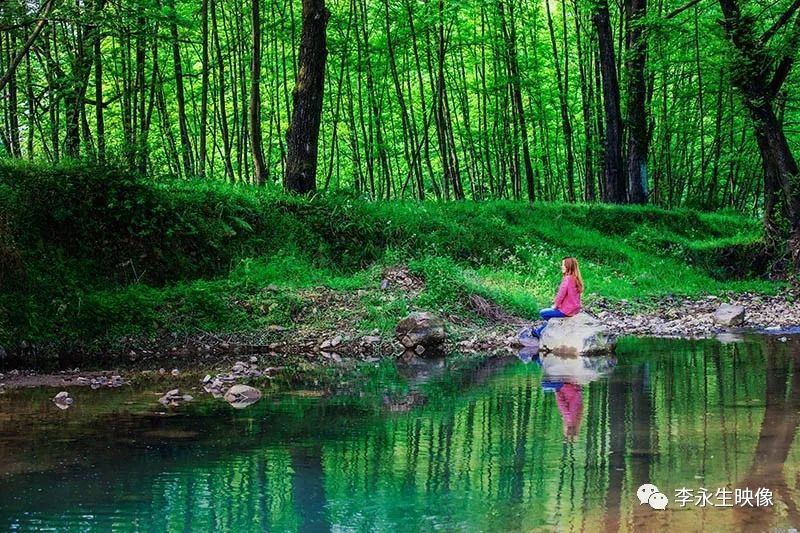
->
[0, 0, 799, 242]
[1, 0, 799, 358]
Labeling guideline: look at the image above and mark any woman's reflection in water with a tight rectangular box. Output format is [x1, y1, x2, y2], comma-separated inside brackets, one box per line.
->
[555, 382, 584, 440]
[519, 347, 615, 441]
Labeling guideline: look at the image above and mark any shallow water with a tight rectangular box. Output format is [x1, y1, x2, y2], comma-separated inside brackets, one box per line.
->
[1, 335, 799, 532]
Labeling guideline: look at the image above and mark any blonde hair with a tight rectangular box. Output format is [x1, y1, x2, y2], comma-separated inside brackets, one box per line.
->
[563, 257, 584, 293]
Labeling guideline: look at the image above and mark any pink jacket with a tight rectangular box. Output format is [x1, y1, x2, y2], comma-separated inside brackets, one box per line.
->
[554, 275, 582, 316]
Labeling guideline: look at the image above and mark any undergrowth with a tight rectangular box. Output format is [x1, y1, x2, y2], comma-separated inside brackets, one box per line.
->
[0, 160, 781, 358]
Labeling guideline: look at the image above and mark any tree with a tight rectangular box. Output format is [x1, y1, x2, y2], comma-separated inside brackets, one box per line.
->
[250, 0, 266, 185]
[592, 0, 626, 203]
[624, 0, 648, 204]
[717, 0, 800, 265]
[284, 0, 330, 193]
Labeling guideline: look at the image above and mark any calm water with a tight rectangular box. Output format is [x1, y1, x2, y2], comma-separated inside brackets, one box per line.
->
[1, 335, 799, 532]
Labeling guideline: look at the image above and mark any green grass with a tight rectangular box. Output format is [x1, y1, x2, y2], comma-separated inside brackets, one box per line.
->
[0, 160, 781, 358]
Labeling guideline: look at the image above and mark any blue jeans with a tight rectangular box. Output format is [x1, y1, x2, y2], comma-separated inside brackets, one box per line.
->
[533, 308, 566, 337]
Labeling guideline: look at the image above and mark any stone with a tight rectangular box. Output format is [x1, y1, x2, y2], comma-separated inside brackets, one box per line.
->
[171, 369, 180, 377]
[159, 388, 185, 406]
[539, 312, 616, 354]
[516, 326, 539, 347]
[395, 312, 446, 356]
[714, 304, 745, 327]
[53, 391, 73, 409]
[224, 384, 262, 409]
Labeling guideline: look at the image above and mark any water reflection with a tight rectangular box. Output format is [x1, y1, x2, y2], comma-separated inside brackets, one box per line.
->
[0, 335, 798, 531]
[531, 350, 616, 440]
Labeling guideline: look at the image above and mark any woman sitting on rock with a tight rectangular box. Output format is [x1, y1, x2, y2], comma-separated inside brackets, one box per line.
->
[533, 257, 584, 338]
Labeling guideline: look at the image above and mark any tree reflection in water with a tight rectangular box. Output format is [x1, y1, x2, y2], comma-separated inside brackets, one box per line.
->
[0, 336, 798, 531]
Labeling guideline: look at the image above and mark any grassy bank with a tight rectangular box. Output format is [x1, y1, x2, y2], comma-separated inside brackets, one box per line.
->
[0, 161, 781, 363]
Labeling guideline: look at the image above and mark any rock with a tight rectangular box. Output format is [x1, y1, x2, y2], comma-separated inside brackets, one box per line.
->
[395, 312, 446, 356]
[224, 384, 262, 409]
[330, 335, 343, 347]
[53, 391, 74, 409]
[171, 369, 180, 377]
[158, 388, 189, 406]
[202, 374, 213, 384]
[249, 356, 258, 363]
[362, 335, 382, 344]
[516, 326, 539, 348]
[539, 312, 616, 355]
[714, 304, 745, 327]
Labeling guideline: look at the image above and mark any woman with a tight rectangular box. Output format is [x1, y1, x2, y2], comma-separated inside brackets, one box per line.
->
[533, 257, 584, 338]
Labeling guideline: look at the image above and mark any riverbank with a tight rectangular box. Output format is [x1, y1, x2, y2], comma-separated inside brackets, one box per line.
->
[1, 162, 792, 369]
[2, 287, 798, 391]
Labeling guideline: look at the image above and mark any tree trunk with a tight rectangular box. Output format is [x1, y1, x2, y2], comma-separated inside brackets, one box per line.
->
[593, 0, 626, 203]
[199, 0, 210, 177]
[94, 0, 106, 163]
[168, 0, 194, 176]
[250, 0, 266, 185]
[625, 0, 648, 203]
[546, 0, 575, 201]
[718, 0, 800, 265]
[284, 0, 330, 193]
[499, 0, 536, 202]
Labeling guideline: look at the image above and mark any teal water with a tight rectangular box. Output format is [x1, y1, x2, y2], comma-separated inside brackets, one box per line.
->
[1, 335, 799, 532]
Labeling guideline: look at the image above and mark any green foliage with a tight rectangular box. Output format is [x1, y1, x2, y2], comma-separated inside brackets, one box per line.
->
[0, 163, 780, 356]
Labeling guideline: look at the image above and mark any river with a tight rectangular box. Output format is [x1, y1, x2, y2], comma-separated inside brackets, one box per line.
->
[0, 335, 798, 532]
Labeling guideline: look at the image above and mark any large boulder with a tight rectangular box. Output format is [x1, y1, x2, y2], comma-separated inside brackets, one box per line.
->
[714, 303, 745, 327]
[396, 312, 446, 356]
[539, 312, 616, 354]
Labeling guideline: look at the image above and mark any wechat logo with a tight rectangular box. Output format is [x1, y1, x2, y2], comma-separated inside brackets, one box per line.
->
[637, 483, 668, 510]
